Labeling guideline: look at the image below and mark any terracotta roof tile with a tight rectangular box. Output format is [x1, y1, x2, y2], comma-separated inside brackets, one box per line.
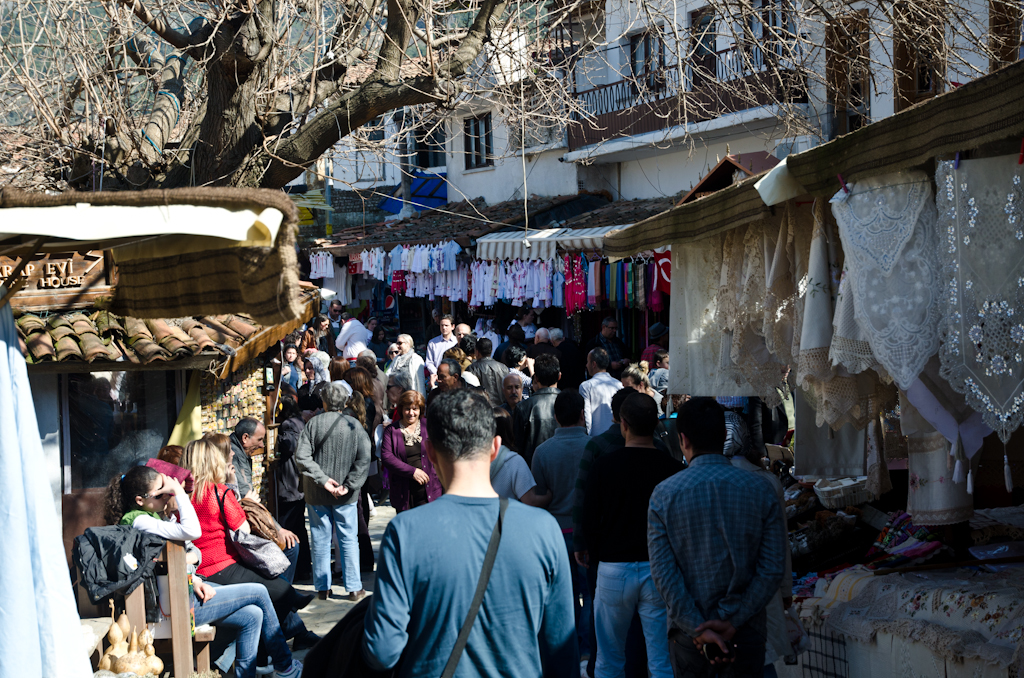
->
[321, 194, 593, 255]
[15, 290, 316, 368]
[561, 196, 677, 230]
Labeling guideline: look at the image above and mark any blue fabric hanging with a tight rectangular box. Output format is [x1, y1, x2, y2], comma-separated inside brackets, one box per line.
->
[0, 287, 92, 677]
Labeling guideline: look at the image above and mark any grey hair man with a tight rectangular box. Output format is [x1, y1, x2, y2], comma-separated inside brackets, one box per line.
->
[229, 417, 266, 499]
[528, 327, 561, 361]
[362, 389, 578, 675]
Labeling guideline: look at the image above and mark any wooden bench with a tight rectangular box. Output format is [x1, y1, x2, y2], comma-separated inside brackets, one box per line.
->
[80, 540, 216, 677]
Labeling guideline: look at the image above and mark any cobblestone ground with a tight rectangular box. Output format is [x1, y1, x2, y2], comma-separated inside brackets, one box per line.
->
[291, 504, 396, 660]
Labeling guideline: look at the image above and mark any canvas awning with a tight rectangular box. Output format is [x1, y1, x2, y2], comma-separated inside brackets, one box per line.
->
[476, 228, 566, 260]
[476, 224, 632, 260]
[0, 188, 303, 325]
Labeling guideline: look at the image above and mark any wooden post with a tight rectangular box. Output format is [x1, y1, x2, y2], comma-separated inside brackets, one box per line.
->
[165, 541, 194, 678]
[123, 583, 147, 639]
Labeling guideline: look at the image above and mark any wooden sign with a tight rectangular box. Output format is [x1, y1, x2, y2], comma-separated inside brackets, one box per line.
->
[0, 251, 114, 311]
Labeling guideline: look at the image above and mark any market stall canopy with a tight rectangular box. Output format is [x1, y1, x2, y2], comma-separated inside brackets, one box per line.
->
[0, 188, 302, 325]
[603, 174, 770, 258]
[476, 228, 566, 260]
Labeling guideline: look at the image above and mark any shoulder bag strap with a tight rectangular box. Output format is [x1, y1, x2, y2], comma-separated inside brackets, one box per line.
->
[440, 497, 508, 678]
[316, 412, 346, 449]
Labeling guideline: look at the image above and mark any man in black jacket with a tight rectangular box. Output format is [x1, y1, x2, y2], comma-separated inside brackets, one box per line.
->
[513, 354, 561, 466]
[466, 337, 510, 406]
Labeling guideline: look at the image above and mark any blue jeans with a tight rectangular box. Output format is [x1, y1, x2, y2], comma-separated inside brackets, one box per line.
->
[308, 502, 361, 592]
[563, 531, 592, 656]
[194, 583, 293, 678]
[595, 561, 672, 678]
[281, 542, 299, 585]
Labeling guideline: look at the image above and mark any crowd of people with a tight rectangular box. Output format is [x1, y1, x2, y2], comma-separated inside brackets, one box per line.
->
[100, 299, 790, 678]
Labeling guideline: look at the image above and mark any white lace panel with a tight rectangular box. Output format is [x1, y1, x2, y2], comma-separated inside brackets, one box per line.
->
[936, 156, 1024, 443]
[831, 171, 942, 391]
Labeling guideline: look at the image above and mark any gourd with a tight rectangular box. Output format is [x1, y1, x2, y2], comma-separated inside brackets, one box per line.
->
[138, 628, 164, 676]
[112, 628, 151, 675]
[98, 603, 129, 670]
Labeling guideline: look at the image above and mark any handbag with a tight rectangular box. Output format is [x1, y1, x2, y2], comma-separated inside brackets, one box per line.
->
[240, 497, 281, 547]
[301, 498, 508, 678]
[215, 488, 290, 579]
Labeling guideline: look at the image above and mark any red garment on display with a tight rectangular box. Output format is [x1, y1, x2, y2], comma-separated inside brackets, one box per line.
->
[653, 251, 672, 295]
[391, 270, 407, 293]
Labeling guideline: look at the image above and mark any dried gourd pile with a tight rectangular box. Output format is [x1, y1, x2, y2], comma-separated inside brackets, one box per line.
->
[98, 604, 164, 676]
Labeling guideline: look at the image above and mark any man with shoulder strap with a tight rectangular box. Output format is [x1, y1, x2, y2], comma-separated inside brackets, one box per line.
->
[363, 389, 577, 677]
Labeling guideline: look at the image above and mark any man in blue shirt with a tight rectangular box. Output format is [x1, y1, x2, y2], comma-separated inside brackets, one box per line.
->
[648, 397, 786, 677]
[363, 389, 577, 677]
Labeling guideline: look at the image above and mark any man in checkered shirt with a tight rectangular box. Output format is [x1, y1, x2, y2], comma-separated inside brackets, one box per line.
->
[648, 397, 786, 677]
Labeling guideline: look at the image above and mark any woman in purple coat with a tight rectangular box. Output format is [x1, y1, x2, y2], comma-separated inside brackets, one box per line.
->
[380, 390, 443, 512]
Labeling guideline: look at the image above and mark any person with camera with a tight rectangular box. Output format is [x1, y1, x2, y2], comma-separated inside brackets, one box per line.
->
[647, 398, 786, 677]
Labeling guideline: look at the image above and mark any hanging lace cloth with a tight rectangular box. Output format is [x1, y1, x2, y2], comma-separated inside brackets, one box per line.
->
[670, 235, 755, 397]
[829, 266, 880, 376]
[900, 393, 974, 525]
[796, 201, 891, 430]
[936, 155, 1024, 443]
[830, 171, 941, 390]
[715, 218, 788, 407]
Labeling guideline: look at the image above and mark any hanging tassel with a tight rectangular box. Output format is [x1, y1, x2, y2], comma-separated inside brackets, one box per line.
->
[951, 433, 967, 484]
[1005, 453, 1014, 494]
[967, 469, 975, 495]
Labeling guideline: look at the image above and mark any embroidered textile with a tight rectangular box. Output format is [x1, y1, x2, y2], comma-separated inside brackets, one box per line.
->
[831, 171, 942, 390]
[936, 155, 1024, 443]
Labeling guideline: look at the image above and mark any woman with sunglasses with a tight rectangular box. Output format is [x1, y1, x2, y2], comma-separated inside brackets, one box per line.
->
[104, 466, 302, 678]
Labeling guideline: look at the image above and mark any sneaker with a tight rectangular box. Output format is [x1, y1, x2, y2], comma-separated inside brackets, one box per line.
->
[274, 659, 303, 678]
[255, 663, 275, 675]
[291, 630, 321, 651]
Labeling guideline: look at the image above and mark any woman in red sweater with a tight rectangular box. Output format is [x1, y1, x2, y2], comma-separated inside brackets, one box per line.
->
[183, 439, 317, 647]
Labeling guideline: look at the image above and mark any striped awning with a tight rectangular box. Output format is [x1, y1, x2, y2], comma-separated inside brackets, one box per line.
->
[476, 224, 632, 260]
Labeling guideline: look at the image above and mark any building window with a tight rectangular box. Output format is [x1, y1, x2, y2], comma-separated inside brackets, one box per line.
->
[414, 127, 446, 169]
[464, 113, 493, 169]
[66, 371, 178, 490]
[630, 31, 664, 86]
[990, 0, 1024, 72]
[826, 11, 870, 138]
[689, 8, 717, 89]
[893, 6, 944, 111]
[355, 118, 386, 181]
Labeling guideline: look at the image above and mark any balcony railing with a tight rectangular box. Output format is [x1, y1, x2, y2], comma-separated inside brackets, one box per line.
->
[568, 40, 803, 150]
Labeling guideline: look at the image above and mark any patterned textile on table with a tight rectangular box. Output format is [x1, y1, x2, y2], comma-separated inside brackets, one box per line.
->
[971, 507, 1024, 545]
[900, 395, 974, 526]
[935, 155, 1024, 444]
[864, 511, 945, 570]
[827, 569, 1024, 671]
[830, 171, 942, 391]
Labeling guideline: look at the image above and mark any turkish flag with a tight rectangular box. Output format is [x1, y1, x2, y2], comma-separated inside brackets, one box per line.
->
[654, 251, 672, 295]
